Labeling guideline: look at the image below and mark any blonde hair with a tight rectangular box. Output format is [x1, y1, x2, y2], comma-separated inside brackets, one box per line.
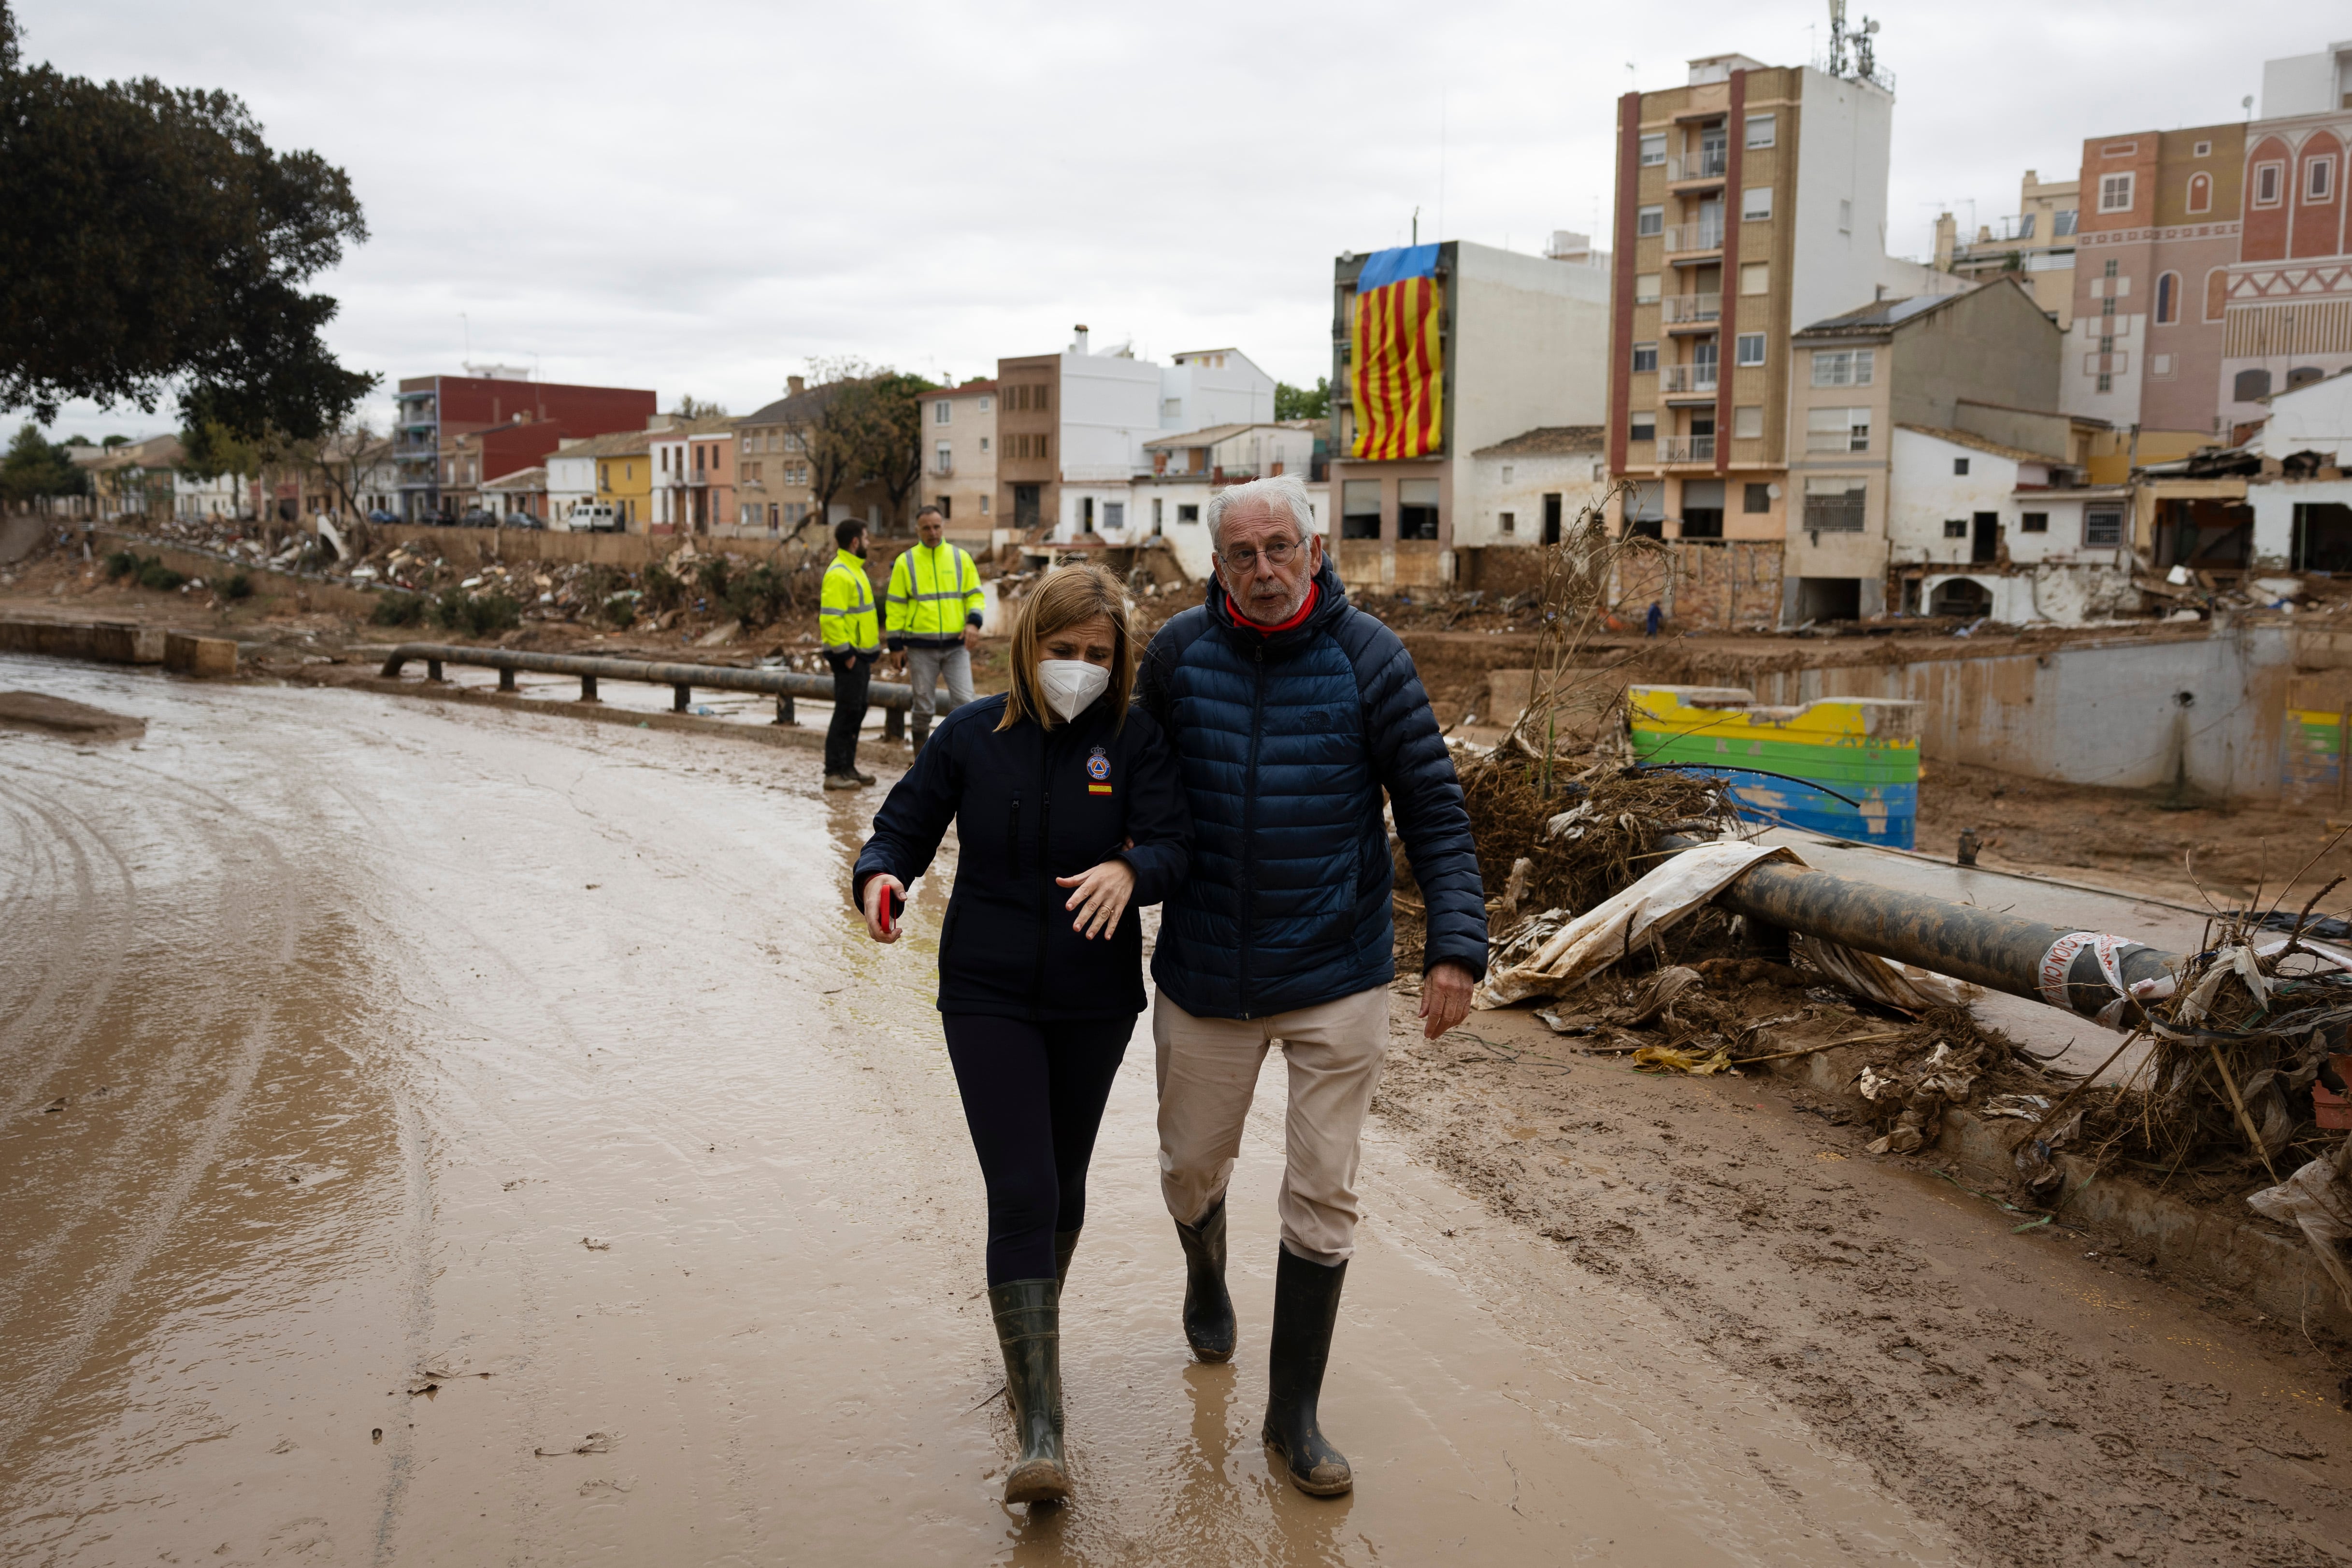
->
[998, 563, 1135, 731]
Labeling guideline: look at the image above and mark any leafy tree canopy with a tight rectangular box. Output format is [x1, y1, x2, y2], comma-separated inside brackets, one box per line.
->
[0, 421, 89, 500]
[1275, 377, 1331, 423]
[673, 396, 729, 420]
[0, 1, 376, 442]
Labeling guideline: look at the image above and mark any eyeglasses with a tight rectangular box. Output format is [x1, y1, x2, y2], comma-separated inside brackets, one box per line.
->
[1216, 539, 1302, 572]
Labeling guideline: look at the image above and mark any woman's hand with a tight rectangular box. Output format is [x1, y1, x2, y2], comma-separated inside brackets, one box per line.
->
[1055, 860, 1137, 940]
[861, 874, 906, 944]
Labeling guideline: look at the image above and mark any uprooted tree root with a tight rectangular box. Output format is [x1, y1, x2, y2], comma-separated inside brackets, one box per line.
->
[1453, 760, 1736, 921]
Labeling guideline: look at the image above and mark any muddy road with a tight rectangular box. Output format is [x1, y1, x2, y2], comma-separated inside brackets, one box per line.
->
[0, 655, 2336, 1566]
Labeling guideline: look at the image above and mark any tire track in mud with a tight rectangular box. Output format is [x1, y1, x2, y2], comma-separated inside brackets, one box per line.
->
[0, 770, 135, 1119]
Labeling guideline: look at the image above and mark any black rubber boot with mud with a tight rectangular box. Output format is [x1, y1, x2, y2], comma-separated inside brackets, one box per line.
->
[1174, 1197, 1235, 1363]
[988, 1279, 1070, 1506]
[1054, 1229, 1080, 1291]
[1262, 1248, 1352, 1496]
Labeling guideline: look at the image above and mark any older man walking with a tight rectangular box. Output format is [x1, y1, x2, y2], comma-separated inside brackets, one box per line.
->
[1134, 473, 1487, 1497]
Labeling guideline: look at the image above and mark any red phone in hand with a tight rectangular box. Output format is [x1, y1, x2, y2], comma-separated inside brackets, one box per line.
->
[878, 887, 904, 936]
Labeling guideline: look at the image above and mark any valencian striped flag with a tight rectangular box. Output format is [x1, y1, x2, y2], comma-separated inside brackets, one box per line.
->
[1348, 244, 1444, 460]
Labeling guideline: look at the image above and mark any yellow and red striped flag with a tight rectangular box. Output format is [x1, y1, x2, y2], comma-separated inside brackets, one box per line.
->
[1349, 245, 1443, 460]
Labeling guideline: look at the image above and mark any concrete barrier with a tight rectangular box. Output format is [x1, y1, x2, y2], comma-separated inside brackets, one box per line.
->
[0, 615, 164, 664]
[164, 632, 238, 678]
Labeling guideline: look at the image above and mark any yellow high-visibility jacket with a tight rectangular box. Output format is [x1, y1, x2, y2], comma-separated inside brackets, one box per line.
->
[820, 549, 880, 656]
[885, 540, 986, 647]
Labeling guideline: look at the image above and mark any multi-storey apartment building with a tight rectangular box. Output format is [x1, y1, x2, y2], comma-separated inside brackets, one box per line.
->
[1328, 240, 1609, 588]
[922, 379, 997, 541]
[649, 416, 737, 535]
[1939, 169, 2080, 326]
[1605, 52, 1962, 547]
[390, 374, 655, 522]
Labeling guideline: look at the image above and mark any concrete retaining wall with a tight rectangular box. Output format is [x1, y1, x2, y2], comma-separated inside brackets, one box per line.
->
[0, 615, 163, 664]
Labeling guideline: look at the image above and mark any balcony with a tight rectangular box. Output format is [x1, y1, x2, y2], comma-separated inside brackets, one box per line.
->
[1659, 435, 1716, 464]
[1665, 149, 1728, 184]
[1662, 222, 1724, 255]
[1659, 364, 1719, 395]
[931, 458, 954, 477]
[1660, 292, 1722, 328]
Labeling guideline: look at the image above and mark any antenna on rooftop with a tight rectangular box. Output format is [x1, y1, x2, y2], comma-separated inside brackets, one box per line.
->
[1826, 0, 1847, 75]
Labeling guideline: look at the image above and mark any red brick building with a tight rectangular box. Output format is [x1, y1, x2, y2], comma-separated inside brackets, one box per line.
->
[392, 374, 655, 521]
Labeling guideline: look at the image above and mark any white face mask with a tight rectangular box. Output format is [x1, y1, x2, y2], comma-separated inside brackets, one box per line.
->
[1037, 659, 1110, 721]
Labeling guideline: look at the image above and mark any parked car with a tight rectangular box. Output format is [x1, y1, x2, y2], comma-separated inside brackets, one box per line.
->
[365, 508, 399, 524]
[458, 507, 497, 527]
[567, 503, 623, 533]
[503, 512, 546, 531]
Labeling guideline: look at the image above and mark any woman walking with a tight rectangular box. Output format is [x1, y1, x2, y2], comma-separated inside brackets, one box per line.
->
[852, 564, 1188, 1506]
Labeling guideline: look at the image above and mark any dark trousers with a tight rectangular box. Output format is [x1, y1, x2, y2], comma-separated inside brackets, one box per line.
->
[941, 1014, 1134, 1284]
[825, 652, 873, 776]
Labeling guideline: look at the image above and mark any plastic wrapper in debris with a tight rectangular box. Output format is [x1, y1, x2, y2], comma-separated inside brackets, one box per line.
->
[1789, 932, 1981, 1012]
[2245, 1136, 2352, 1312]
[1981, 1093, 2054, 1119]
[1631, 1041, 1737, 1075]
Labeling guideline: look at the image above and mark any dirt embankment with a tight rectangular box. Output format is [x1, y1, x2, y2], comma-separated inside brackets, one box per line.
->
[1371, 993, 2352, 1568]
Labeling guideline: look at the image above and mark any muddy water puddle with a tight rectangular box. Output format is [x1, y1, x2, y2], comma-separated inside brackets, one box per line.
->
[0, 656, 1953, 1564]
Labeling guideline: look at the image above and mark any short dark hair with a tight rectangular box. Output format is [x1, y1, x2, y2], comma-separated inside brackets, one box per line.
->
[916, 503, 944, 519]
[834, 517, 865, 550]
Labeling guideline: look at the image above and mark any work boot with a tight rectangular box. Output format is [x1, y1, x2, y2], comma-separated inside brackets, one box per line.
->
[852, 767, 877, 785]
[1054, 1229, 1081, 1292]
[1174, 1197, 1235, 1363]
[989, 1279, 1071, 1506]
[1262, 1249, 1352, 1497]
[823, 773, 863, 791]
[910, 720, 930, 751]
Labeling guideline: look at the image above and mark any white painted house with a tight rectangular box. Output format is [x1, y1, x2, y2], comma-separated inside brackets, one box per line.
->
[2245, 366, 2352, 571]
[1889, 425, 2137, 623]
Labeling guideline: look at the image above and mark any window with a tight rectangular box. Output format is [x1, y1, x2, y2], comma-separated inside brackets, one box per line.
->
[1742, 186, 1773, 221]
[1744, 482, 1772, 514]
[1501, 464, 1514, 484]
[1636, 205, 1664, 237]
[2099, 173, 2134, 213]
[1740, 261, 1770, 295]
[1632, 342, 1658, 373]
[2289, 365, 2326, 390]
[979, 436, 990, 453]
[2154, 271, 2179, 325]
[2187, 173, 2211, 214]
[1340, 479, 1381, 538]
[934, 401, 951, 424]
[1103, 501, 1124, 531]
[1733, 405, 1763, 439]
[2308, 156, 2337, 204]
[1837, 199, 1852, 232]
[2102, 142, 2138, 158]
[1807, 406, 1871, 452]
[935, 441, 951, 472]
[2103, 258, 2118, 279]
[1745, 113, 1775, 148]
[1177, 503, 1200, 524]
[1499, 511, 1516, 535]
[2084, 507, 2124, 547]
[2206, 268, 2230, 322]
[1811, 348, 1875, 387]
[2235, 368, 2272, 402]
[1398, 478, 1439, 540]
[1635, 272, 1662, 303]
[1953, 457, 1970, 475]
[1630, 411, 1656, 443]
[2020, 512, 2048, 533]
[2194, 139, 2212, 158]
[2254, 161, 2284, 207]
[1803, 476, 1866, 533]
[1639, 133, 1666, 165]
[2102, 297, 2116, 318]
[2096, 373, 2113, 393]
[1943, 518, 1968, 538]
[2053, 208, 2078, 237]
[1735, 332, 1765, 366]
[978, 396, 991, 412]
[979, 493, 990, 515]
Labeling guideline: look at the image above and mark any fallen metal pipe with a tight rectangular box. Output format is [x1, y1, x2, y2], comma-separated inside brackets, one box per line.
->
[377, 642, 933, 739]
[1663, 834, 2180, 1029]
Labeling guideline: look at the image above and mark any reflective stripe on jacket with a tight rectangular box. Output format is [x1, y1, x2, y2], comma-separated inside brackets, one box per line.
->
[820, 550, 880, 655]
[885, 541, 986, 645]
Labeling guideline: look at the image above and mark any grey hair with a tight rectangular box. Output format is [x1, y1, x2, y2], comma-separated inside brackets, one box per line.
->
[1206, 473, 1317, 554]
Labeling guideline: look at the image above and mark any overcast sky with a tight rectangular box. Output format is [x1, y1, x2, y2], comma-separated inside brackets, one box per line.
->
[13, 0, 2324, 442]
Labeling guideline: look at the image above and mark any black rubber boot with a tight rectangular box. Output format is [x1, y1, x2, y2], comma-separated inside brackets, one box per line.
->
[989, 1279, 1070, 1506]
[1174, 1198, 1236, 1363]
[1054, 1229, 1081, 1292]
[1262, 1248, 1352, 1496]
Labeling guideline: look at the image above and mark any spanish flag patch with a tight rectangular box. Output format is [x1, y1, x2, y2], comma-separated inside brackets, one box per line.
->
[1088, 783, 1113, 795]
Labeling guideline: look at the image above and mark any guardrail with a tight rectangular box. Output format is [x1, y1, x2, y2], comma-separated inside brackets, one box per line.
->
[378, 642, 926, 738]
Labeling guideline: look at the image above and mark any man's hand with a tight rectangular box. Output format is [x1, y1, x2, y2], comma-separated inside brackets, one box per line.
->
[962, 627, 982, 653]
[1055, 859, 1137, 939]
[861, 875, 906, 944]
[1419, 960, 1476, 1040]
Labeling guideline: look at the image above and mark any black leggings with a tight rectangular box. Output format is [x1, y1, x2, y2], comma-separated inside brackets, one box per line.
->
[941, 1014, 1133, 1285]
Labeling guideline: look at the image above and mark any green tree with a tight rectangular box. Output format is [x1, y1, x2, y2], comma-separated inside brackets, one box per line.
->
[0, 421, 87, 501]
[832, 369, 937, 532]
[0, 0, 375, 440]
[673, 396, 729, 420]
[1275, 377, 1331, 422]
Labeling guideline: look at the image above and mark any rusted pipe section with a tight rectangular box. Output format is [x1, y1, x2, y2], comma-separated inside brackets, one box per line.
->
[1663, 834, 2180, 1028]
[377, 643, 922, 713]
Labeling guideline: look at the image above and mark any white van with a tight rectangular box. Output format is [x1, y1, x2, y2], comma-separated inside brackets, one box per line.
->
[568, 503, 622, 533]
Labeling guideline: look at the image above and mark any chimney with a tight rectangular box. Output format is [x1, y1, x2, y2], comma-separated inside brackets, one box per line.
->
[787, 374, 806, 396]
[1072, 324, 1090, 355]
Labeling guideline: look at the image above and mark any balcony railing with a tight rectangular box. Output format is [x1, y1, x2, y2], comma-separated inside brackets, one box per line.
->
[1660, 292, 1722, 326]
[1662, 222, 1725, 254]
[931, 459, 954, 477]
[1659, 364, 1719, 394]
[1659, 435, 1716, 463]
[1665, 150, 1728, 183]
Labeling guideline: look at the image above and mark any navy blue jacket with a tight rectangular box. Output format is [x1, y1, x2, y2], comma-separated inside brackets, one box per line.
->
[1136, 557, 1487, 1020]
[852, 693, 1190, 1021]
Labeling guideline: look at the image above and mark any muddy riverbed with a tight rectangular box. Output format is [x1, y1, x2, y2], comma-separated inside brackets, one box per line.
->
[0, 654, 2346, 1565]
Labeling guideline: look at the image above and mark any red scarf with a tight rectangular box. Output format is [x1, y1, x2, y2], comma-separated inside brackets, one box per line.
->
[1239, 582, 1318, 637]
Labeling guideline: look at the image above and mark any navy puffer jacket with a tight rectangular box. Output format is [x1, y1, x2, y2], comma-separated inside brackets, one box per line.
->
[1136, 557, 1487, 1020]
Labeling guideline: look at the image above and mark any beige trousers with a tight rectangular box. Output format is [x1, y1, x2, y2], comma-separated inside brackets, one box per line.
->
[1153, 985, 1391, 1266]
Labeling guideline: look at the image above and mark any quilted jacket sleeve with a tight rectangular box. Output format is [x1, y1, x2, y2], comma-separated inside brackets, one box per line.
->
[1348, 616, 1489, 979]
[1112, 708, 1190, 906]
[851, 712, 963, 910]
